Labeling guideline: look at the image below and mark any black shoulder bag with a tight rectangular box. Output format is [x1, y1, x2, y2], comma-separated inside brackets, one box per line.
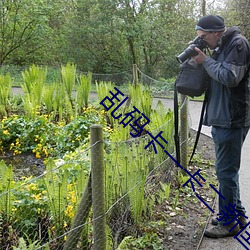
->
[174, 58, 210, 166]
[175, 58, 208, 97]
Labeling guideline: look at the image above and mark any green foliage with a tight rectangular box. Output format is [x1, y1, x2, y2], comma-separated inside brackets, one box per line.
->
[12, 176, 49, 239]
[172, 190, 180, 210]
[13, 235, 47, 250]
[0, 109, 100, 157]
[0, 161, 14, 222]
[0, 78, 178, 247]
[43, 159, 68, 229]
[117, 233, 163, 250]
[21, 65, 47, 118]
[128, 83, 152, 120]
[96, 81, 115, 106]
[0, 73, 12, 116]
[76, 72, 92, 110]
[61, 63, 76, 101]
[159, 182, 171, 201]
[43, 85, 56, 113]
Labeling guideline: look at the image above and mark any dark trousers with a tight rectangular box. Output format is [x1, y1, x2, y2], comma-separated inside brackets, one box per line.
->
[211, 126, 249, 224]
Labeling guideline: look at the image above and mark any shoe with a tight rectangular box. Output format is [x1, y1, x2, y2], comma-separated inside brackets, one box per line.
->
[211, 215, 248, 228]
[204, 223, 240, 238]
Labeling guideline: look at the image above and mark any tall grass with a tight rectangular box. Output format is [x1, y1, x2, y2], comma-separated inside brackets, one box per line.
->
[21, 65, 47, 118]
[0, 73, 12, 116]
[0, 161, 14, 222]
[76, 72, 92, 112]
[61, 63, 76, 102]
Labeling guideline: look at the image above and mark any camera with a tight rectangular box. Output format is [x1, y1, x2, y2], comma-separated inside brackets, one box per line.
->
[176, 36, 208, 64]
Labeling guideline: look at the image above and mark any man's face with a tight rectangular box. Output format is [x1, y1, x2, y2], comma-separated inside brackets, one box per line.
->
[196, 30, 222, 49]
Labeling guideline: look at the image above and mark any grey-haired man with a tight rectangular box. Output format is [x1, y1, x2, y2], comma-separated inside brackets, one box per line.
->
[193, 15, 250, 238]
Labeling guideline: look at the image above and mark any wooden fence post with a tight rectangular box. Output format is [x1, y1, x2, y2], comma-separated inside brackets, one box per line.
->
[180, 94, 189, 169]
[91, 124, 106, 250]
[133, 64, 138, 86]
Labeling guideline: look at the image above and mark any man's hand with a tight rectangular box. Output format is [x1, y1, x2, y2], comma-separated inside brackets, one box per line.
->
[192, 47, 207, 64]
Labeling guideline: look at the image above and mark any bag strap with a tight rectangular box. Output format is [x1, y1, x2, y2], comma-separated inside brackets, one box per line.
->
[174, 81, 208, 167]
[188, 91, 208, 164]
[174, 80, 181, 166]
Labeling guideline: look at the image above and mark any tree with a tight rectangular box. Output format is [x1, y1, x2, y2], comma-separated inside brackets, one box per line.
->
[0, 0, 50, 65]
[220, 0, 250, 39]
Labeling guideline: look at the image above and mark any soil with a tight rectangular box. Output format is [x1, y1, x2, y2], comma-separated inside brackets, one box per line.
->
[0, 152, 45, 180]
[158, 130, 217, 250]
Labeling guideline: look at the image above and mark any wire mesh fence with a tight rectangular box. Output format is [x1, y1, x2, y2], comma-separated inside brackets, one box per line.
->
[0, 65, 191, 249]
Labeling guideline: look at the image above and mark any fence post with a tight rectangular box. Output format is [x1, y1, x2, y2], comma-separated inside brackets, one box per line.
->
[133, 64, 138, 86]
[91, 124, 106, 250]
[180, 94, 189, 169]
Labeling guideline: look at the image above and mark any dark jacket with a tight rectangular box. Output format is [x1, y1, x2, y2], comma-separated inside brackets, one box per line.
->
[203, 26, 250, 128]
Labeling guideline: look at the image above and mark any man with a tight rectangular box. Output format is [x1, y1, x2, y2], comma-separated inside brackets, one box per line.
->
[192, 15, 250, 238]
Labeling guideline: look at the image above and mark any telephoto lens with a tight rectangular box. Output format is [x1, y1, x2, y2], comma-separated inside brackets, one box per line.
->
[176, 36, 208, 63]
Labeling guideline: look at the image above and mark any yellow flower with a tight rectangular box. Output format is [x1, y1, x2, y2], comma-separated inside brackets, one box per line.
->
[65, 205, 74, 218]
[3, 130, 9, 135]
[26, 183, 37, 191]
[71, 195, 76, 204]
[36, 152, 41, 159]
[12, 207, 17, 212]
[32, 193, 42, 201]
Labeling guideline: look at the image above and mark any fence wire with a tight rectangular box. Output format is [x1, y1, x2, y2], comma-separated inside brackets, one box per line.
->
[0, 67, 193, 249]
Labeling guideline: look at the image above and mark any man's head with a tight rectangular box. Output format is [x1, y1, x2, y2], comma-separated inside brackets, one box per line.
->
[195, 15, 225, 49]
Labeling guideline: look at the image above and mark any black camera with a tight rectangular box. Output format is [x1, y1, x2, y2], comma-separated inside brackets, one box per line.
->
[176, 36, 208, 63]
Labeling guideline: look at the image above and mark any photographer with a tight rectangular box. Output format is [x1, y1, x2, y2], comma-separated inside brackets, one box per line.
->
[192, 15, 250, 238]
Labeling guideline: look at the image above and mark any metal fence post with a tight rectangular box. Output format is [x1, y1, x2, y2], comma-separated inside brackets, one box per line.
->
[180, 94, 189, 169]
[91, 124, 106, 250]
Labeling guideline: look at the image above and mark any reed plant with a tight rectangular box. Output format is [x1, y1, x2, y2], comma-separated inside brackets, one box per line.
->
[76, 72, 92, 112]
[128, 83, 152, 120]
[96, 81, 117, 127]
[147, 100, 175, 163]
[52, 82, 73, 122]
[43, 84, 55, 114]
[0, 161, 14, 222]
[60, 63, 76, 103]
[43, 159, 69, 238]
[0, 73, 12, 116]
[105, 131, 154, 227]
[21, 65, 47, 118]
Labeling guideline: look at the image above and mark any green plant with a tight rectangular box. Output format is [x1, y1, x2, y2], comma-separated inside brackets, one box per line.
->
[60, 62, 76, 102]
[117, 233, 163, 250]
[146, 100, 175, 163]
[96, 81, 117, 127]
[177, 171, 190, 186]
[21, 65, 47, 118]
[172, 190, 180, 210]
[12, 233, 49, 250]
[96, 81, 115, 106]
[12, 177, 49, 241]
[76, 72, 92, 110]
[159, 182, 171, 202]
[43, 84, 56, 114]
[0, 73, 12, 116]
[0, 161, 15, 222]
[128, 83, 152, 120]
